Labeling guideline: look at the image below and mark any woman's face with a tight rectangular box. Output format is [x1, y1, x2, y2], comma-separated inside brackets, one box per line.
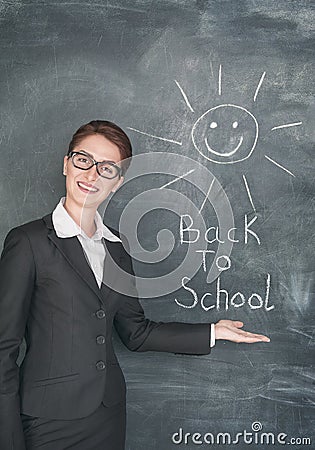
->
[63, 134, 124, 210]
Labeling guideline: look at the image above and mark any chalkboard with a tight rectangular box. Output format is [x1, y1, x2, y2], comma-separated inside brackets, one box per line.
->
[1, 1, 314, 449]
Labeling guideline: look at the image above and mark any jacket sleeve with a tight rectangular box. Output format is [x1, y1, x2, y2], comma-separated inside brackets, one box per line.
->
[113, 241, 212, 356]
[0, 227, 36, 450]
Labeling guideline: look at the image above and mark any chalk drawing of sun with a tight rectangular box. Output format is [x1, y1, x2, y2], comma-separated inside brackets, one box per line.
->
[127, 66, 302, 211]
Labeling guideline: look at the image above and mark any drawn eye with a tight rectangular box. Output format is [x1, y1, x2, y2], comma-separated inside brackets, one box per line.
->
[210, 122, 218, 129]
[232, 121, 238, 129]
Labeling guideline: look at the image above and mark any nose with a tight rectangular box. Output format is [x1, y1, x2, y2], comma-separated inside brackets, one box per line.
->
[85, 164, 98, 181]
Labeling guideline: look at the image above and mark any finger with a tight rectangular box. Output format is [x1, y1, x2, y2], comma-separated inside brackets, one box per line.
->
[234, 329, 270, 341]
[240, 337, 270, 343]
[233, 321, 244, 328]
[234, 329, 270, 340]
[257, 335, 270, 342]
[245, 332, 270, 341]
[238, 332, 270, 342]
[234, 334, 270, 343]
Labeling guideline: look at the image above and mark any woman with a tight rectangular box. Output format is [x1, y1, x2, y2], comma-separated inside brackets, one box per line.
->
[0, 120, 270, 449]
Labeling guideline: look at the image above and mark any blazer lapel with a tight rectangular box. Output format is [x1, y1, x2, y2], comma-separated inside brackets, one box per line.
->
[42, 212, 123, 306]
[101, 237, 124, 296]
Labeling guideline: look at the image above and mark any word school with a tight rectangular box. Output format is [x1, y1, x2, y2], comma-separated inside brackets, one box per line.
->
[175, 214, 275, 312]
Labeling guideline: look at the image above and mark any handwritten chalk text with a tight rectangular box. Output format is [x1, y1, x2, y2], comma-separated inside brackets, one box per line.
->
[180, 214, 261, 245]
[175, 274, 274, 312]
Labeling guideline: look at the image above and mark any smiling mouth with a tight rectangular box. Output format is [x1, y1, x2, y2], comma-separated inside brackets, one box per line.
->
[205, 136, 244, 157]
[77, 181, 100, 193]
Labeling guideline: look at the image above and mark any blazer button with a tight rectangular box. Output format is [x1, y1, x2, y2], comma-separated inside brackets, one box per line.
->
[96, 335, 106, 345]
[96, 360, 106, 371]
[95, 309, 105, 319]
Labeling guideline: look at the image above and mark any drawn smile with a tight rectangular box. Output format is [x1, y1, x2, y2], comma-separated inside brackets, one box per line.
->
[205, 135, 244, 157]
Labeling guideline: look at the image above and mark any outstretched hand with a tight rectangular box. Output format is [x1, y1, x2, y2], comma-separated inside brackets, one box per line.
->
[214, 320, 270, 344]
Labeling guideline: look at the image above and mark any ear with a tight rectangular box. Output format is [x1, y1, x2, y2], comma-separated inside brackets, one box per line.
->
[63, 155, 68, 176]
[111, 176, 124, 193]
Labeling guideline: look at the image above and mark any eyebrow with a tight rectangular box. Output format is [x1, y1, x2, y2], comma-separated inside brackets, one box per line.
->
[77, 149, 119, 165]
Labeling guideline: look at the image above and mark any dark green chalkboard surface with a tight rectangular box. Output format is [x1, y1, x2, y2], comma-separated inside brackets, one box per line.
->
[0, 1, 314, 448]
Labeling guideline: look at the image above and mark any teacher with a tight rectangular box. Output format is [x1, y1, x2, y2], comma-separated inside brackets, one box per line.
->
[0, 120, 270, 450]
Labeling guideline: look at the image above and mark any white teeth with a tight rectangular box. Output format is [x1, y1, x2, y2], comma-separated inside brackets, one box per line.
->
[78, 182, 98, 192]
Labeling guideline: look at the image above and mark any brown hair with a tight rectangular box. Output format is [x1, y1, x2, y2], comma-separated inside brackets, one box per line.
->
[67, 120, 132, 175]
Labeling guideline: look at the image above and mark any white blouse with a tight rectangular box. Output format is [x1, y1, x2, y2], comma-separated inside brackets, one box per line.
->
[52, 196, 121, 288]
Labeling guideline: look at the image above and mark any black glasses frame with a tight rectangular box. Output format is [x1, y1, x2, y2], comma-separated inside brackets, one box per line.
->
[68, 151, 122, 179]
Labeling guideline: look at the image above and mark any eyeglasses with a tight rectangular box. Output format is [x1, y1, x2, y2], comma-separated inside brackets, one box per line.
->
[68, 151, 122, 179]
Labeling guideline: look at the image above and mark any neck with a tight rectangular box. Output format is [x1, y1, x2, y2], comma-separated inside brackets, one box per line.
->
[63, 197, 97, 238]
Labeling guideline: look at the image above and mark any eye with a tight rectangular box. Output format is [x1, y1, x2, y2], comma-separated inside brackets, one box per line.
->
[210, 122, 218, 129]
[100, 164, 114, 174]
[78, 157, 89, 163]
[232, 121, 238, 129]
[74, 155, 91, 165]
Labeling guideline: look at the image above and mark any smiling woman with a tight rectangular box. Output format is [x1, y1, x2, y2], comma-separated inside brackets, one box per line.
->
[0, 120, 270, 450]
[62, 123, 129, 238]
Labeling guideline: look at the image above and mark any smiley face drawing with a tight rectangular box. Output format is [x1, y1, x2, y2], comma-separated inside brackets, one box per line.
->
[191, 104, 259, 164]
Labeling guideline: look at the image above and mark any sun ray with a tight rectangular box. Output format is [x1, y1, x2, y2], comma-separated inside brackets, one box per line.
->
[253, 71, 266, 102]
[265, 155, 295, 177]
[271, 121, 302, 131]
[174, 80, 194, 113]
[199, 178, 215, 214]
[218, 64, 222, 96]
[127, 127, 182, 146]
[159, 169, 195, 189]
[242, 174, 256, 212]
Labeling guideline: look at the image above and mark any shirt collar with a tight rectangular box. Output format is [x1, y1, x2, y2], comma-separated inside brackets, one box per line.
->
[52, 197, 121, 242]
